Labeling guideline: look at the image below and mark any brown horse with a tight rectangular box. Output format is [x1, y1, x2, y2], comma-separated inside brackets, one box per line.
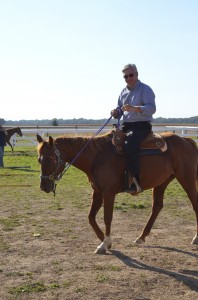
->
[5, 127, 23, 152]
[36, 132, 198, 254]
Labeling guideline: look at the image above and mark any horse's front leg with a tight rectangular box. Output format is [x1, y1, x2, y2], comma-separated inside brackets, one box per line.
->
[88, 190, 104, 243]
[7, 141, 13, 153]
[94, 192, 115, 254]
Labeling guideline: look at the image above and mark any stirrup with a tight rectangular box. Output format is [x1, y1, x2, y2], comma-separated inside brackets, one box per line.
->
[133, 177, 142, 193]
[124, 177, 143, 194]
[125, 183, 143, 194]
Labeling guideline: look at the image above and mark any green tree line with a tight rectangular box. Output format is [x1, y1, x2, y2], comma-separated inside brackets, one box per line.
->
[1, 116, 198, 126]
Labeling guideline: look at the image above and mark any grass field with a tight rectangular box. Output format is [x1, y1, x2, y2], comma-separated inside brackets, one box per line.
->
[0, 146, 198, 300]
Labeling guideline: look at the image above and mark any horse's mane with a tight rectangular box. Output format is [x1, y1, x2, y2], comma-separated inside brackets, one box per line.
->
[55, 132, 112, 153]
[37, 142, 45, 152]
[37, 132, 112, 156]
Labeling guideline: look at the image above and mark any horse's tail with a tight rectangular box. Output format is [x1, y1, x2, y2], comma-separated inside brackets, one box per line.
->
[196, 143, 198, 189]
[196, 149, 198, 197]
[184, 138, 198, 186]
[195, 141, 198, 187]
[195, 140, 198, 182]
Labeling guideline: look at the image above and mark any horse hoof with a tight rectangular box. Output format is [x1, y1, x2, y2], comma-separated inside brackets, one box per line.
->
[107, 243, 112, 250]
[191, 236, 198, 245]
[134, 237, 145, 244]
[94, 247, 107, 254]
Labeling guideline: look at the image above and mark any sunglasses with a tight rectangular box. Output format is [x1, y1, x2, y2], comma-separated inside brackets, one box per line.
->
[123, 73, 134, 79]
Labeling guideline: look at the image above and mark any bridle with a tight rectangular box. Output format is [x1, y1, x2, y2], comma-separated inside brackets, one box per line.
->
[39, 143, 67, 195]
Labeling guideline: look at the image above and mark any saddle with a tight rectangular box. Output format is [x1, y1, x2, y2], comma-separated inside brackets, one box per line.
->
[111, 128, 167, 155]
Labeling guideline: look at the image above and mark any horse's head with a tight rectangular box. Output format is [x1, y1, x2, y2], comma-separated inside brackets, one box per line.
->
[17, 127, 23, 137]
[37, 134, 66, 193]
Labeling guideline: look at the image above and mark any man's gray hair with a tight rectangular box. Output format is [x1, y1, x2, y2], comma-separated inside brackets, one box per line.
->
[122, 63, 138, 74]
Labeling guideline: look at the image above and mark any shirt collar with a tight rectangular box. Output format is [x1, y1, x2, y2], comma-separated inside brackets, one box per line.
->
[127, 80, 140, 91]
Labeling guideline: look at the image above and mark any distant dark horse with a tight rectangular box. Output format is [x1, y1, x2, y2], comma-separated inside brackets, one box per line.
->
[36, 132, 198, 254]
[5, 127, 23, 152]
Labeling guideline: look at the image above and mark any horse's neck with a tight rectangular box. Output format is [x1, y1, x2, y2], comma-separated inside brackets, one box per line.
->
[8, 128, 19, 135]
[59, 137, 99, 172]
[7, 128, 16, 136]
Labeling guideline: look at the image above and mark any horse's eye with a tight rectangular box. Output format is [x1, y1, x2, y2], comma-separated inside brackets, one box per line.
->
[46, 158, 52, 164]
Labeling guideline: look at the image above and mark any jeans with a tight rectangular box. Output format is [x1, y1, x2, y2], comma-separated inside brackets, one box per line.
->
[122, 122, 152, 182]
[0, 146, 4, 167]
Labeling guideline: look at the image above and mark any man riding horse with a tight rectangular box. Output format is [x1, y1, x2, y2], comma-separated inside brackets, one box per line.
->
[111, 63, 156, 194]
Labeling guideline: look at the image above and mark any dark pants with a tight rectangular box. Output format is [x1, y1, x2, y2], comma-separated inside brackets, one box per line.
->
[122, 122, 152, 183]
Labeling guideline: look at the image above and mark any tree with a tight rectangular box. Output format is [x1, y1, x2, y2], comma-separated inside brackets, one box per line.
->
[52, 118, 58, 126]
[0, 118, 5, 126]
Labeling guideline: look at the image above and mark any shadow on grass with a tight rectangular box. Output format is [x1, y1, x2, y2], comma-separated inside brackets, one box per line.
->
[3, 166, 39, 173]
[110, 249, 198, 292]
[145, 245, 198, 259]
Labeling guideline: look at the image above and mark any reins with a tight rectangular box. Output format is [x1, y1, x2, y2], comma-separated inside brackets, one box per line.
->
[59, 115, 113, 178]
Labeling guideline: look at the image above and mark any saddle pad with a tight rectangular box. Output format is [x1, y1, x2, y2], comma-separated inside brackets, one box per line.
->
[140, 132, 167, 151]
[111, 129, 167, 155]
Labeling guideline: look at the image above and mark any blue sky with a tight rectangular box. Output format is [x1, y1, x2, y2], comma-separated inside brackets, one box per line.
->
[0, 0, 198, 121]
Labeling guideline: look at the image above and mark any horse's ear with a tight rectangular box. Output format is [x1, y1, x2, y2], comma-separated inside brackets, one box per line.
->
[37, 134, 43, 143]
[48, 136, 54, 146]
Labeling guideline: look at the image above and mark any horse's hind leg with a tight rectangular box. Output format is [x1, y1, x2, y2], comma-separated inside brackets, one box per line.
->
[186, 191, 198, 244]
[134, 176, 174, 244]
[176, 174, 198, 245]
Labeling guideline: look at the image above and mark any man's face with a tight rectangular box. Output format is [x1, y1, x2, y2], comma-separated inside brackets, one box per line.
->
[123, 67, 138, 87]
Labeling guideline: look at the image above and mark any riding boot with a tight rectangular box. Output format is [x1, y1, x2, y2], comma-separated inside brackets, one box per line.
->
[125, 174, 143, 194]
[132, 175, 142, 193]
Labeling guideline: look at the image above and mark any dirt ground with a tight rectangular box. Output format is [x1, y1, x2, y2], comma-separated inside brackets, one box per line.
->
[0, 195, 198, 300]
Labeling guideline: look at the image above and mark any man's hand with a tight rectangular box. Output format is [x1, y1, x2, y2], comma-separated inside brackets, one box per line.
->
[122, 104, 142, 113]
[111, 109, 119, 118]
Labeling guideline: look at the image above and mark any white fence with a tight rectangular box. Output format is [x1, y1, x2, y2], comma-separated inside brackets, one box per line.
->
[7, 125, 198, 149]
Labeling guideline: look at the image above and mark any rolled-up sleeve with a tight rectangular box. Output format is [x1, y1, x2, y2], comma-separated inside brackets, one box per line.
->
[116, 81, 156, 122]
[140, 86, 156, 115]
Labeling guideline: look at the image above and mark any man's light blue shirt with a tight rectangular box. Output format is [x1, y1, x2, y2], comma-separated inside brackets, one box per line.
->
[117, 80, 156, 123]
